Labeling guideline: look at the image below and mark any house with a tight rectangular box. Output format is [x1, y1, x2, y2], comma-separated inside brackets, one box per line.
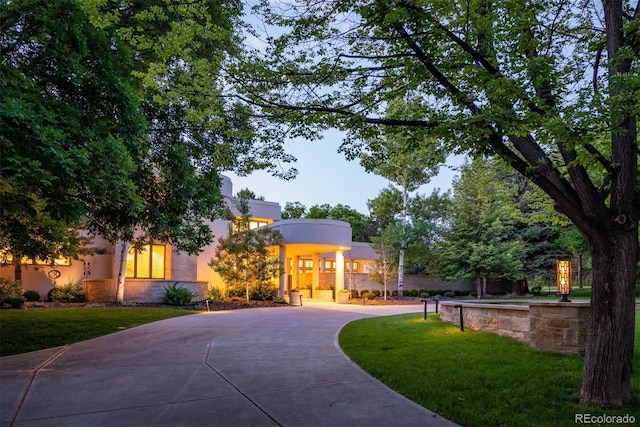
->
[1, 176, 379, 303]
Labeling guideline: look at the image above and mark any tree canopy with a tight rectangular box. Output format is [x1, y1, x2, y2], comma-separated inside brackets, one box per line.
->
[236, 0, 639, 407]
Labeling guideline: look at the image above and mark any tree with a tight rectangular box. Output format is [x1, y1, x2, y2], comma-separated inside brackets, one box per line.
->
[306, 203, 369, 241]
[209, 196, 282, 302]
[281, 201, 307, 219]
[368, 227, 400, 299]
[434, 157, 525, 298]
[237, 0, 638, 407]
[1, 0, 145, 281]
[347, 97, 444, 295]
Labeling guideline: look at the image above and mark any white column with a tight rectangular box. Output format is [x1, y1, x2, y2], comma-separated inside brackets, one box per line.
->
[292, 255, 300, 289]
[335, 249, 344, 300]
[312, 252, 320, 290]
[279, 246, 287, 297]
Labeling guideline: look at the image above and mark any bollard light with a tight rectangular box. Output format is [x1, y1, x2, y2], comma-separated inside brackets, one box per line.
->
[556, 259, 572, 302]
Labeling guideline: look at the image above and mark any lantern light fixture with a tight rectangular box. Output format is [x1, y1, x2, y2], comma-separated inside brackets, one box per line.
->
[556, 259, 572, 302]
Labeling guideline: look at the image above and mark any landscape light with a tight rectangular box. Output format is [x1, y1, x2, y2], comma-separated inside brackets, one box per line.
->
[556, 260, 572, 302]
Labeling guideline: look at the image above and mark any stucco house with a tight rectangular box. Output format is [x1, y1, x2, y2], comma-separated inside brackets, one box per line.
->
[1, 176, 379, 303]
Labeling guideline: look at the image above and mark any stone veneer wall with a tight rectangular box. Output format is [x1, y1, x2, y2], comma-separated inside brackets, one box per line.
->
[439, 301, 590, 355]
[84, 279, 208, 303]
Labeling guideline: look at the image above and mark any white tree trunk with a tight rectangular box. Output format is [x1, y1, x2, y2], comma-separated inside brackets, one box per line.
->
[116, 241, 129, 304]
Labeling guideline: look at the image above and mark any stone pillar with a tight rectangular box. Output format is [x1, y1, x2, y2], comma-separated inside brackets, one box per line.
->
[335, 249, 344, 299]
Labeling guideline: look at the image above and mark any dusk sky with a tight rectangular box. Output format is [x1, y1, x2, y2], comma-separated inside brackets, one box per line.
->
[226, 131, 465, 214]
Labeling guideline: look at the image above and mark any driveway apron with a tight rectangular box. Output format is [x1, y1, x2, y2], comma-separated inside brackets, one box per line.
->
[1, 302, 458, 427]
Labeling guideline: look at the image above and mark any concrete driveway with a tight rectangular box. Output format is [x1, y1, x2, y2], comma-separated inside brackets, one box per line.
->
[1, 301, 458, 426]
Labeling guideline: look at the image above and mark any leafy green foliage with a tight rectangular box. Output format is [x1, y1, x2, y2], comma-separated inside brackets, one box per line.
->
[22, 290, 41, 302]
[48, 282, 85, 303]
[0, 278, 22, 302]
[209, 196, 283, 301]
[434, 158, 526, 296]
[163, 283, 198, 306]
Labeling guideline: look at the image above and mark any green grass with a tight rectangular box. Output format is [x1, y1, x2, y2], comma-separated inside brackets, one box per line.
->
[339, 312, 640, 427]
[0, 307, 195, 357]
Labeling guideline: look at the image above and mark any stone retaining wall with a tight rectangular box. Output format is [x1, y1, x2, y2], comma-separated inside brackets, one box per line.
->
[84, 279, 208, 303]
[440, 301, 591, 355]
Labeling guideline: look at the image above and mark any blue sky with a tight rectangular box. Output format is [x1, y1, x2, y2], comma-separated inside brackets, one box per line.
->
[226, 131, 464, 214]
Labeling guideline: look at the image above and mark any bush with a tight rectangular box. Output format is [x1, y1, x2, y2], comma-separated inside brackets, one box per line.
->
[403, 290, 411, 297]
[163, 283, 197, 306]
[23, 290, 41, 302]
[362, 291, 374, 300]
[419, 291, 429, 298]
[409, 289, 419, 297]
[208, 286, 224, 302]
[5, 297, 25, 308]
[350, 289, 359, 298]
[444, 291, 455, 298]
[360, 289, 369, 297]
[250, 283, 276, 301]
[371, 290, 381, 297]
[0, 277, 22, 302]
[470, 291, 478, 298]
[48, 282, 84, 302]
[391, 290, 398, 297]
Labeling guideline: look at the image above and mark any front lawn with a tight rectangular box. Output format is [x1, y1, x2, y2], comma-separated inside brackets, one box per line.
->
[339, 312, 640, 427]
[0, 307, 195, 357]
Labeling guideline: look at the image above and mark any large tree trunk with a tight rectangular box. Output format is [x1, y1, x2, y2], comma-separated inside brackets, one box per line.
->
[580, 228, 637, 407]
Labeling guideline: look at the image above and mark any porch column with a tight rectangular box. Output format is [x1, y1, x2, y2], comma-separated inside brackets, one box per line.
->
[335, 249, 344, 298]
[312, 252, 320, 290]
[279, 246, 287, 297]
[292, 255, 300, 290]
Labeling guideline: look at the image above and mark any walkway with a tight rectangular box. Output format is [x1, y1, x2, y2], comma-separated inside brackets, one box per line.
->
[1, 301, 458, 426]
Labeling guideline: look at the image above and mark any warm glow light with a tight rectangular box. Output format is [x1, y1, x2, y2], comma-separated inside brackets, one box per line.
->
[556, 260, 572, 302]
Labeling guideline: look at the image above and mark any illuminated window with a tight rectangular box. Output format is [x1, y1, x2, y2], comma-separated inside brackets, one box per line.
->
[126, 244, 166, 279]
[249, 219, 270, 229]
[346, 262, 359, 272]
[2, 253, 70, 266]
[299, 259, 313, 272]
[325, 260, 336, 272]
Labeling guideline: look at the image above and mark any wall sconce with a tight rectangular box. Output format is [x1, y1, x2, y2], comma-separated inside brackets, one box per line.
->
[556, 259, 572, 302]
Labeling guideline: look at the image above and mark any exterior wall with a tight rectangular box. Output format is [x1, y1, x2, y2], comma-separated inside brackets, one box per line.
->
[84, 279, 207, 303]
[439, 301, 591, 355]
[0, 236, 115, 298]
[342, 273, 474, 294]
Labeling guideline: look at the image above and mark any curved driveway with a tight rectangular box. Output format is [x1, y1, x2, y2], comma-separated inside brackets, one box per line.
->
[1, 301, 458, 426]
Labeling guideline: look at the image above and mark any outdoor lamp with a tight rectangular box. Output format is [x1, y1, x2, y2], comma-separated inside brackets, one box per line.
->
[556, 259, 572, 302]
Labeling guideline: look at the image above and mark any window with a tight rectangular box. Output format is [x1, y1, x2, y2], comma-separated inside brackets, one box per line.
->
[299, 259, 313, 272]
[347, 262, 359, 273]
[126, 244, 166, 279]
[249, 219, 270, 229]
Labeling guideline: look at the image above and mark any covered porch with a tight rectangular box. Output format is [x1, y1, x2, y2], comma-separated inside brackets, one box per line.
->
[268, 219, 352, 302]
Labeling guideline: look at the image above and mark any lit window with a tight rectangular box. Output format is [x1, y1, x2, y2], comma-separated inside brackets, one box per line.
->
[249, 219, 269, 229]
[346, 262, 359, 272]
[325, 260, 336, 272]
[299, 259, 313, 272]
[126, 244, 166, 279]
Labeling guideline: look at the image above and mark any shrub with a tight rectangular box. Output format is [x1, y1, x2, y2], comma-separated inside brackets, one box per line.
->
[360, 289, 369, 297]
[250, 283, 276, 301]
[444, 291, 455, 298]
[208, 286, 224, 302]
[371, 290, 380, 297]
[409, 289, 419, 297]
[0, 277, 22, 302]
[427, 290, 437, 296]
[350, 289, 359, 298]
[391, 290, 398, 297]
[48, 282, 84, 302]
[163, 283, 197, 306]
[5, 297, 25, 308]
[23, 290, 41, 302]
[419, 291, 429, 298]
[403, 290, 411, 297]
[362, 291, 374, 300]
[470, 291, 478, 298]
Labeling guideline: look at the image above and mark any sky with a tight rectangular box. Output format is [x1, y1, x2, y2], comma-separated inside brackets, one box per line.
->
[225, 130, 465, 214]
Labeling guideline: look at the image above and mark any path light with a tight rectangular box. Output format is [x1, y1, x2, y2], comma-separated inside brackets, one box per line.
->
[556, 260, 572, 302]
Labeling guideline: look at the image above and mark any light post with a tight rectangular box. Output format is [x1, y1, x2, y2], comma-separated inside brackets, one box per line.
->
[556, 259, 572, 302]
